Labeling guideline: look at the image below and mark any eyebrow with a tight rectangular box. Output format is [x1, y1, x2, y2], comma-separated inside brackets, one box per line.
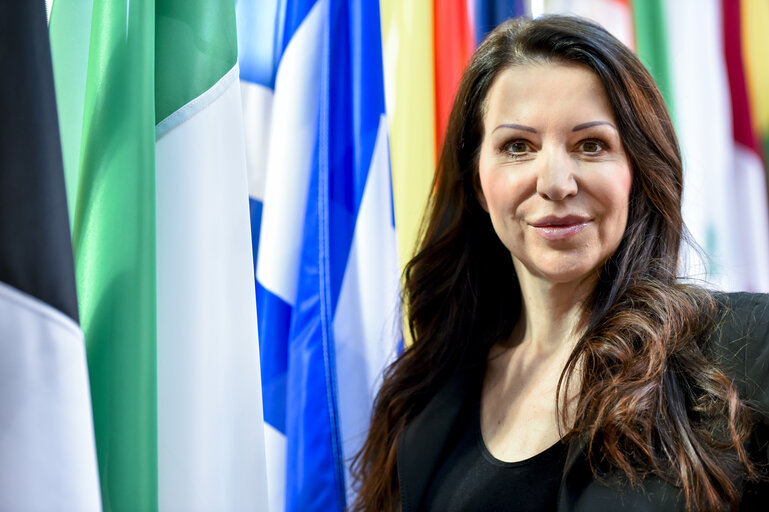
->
[492, 123, 537, 134]
[572, 121, 617, 132]
[492, 120, 618, 134]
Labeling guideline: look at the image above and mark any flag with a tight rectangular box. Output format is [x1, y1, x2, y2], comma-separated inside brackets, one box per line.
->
[47, 0, 93, 229]
[235, 0, 287, 509]
[661, 0, 743, 289]
[252, 0, 325, 507]
[254, 0, 401, 508]
[49, 0, 268, 510]
[434, 0, 474, 152]
[722, 0, 769, 291]
[236, 0, 281, 263]
[0, 0, 100, 509]
[51, 0, 158, 505]
[631, 0, 676, 121]
[541, 0, 635, 49]
[472, 0, 527, 44]
[379, 0, 436, 276]
[741, 0, 769, 165]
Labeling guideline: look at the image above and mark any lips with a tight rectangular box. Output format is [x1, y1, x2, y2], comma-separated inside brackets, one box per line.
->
[529, 215, 590, 241]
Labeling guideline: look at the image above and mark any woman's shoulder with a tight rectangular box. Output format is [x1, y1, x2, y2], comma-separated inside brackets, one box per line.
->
[715, 291, 769, 312]
[709, 291, 769, 343]
[706, 292, 769, 412]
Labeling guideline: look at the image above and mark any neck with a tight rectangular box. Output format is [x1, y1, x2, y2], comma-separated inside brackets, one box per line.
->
[508, 259, 596, 354]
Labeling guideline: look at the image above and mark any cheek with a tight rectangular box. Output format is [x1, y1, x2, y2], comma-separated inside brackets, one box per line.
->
[477, 164, 502, 213]
[480, 177, 515, 223]
[478, 164, 525, 214]
[478, 169, 509, 232]
[600, 175, 633, 234]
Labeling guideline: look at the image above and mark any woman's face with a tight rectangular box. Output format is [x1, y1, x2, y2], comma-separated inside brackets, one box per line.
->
[477, 62, 632, 287]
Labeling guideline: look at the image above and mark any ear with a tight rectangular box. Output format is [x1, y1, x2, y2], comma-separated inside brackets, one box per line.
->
[473, 172, 489, 212]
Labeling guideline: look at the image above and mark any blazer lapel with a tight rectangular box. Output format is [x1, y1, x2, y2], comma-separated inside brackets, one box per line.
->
[397, 370, 477, 512]
[558, 433, 590, 512]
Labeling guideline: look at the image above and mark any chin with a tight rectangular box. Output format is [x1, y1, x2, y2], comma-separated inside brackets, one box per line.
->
[539, 268, 595, 285]
[521, 256, 603, 286]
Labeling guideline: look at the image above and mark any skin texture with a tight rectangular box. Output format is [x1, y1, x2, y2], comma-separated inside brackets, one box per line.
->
[478, 62, 633, 291]
[476, 62, 634, 462]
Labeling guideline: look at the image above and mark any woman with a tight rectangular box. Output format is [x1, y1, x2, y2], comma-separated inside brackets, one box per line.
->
[353, 15, 769, 512]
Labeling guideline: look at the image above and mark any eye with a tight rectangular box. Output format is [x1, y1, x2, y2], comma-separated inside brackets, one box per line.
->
[579, 138, 607, 155]
[501, 140, 532, 156]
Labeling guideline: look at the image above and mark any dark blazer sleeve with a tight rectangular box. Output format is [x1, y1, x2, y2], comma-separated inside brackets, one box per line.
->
[736, 294, 769, 415]
[708, 292, 769, 509]
[709, 292, 769, 415]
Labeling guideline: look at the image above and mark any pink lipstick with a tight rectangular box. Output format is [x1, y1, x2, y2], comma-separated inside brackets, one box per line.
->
[529, 215, 590, 241]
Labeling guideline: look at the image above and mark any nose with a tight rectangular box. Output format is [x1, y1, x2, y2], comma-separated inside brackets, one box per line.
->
[536, 148, 578, 201]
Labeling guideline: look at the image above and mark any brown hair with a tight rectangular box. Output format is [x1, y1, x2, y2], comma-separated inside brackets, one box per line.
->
[352, 16, 754, 511]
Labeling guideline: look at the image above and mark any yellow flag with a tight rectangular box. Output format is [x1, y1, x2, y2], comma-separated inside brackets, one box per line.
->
[741, 0, 769, 143]
[379, 0, 436, 273]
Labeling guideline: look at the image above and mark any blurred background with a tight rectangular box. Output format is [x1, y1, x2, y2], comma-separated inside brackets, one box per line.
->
[3, 1, 767, 511]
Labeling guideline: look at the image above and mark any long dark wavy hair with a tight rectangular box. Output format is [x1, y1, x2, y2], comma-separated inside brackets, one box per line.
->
[352, 16, 755, 512]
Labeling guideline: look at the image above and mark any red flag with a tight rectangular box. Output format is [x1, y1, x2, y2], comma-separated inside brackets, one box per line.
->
[434, 0, 474, 153]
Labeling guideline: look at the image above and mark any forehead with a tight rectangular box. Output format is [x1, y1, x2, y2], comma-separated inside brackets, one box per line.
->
[482, 62, 616, 128]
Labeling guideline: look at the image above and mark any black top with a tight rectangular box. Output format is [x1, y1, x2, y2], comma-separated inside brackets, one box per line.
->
[398, 293, 769, 512]
[422, 392, 567, 511]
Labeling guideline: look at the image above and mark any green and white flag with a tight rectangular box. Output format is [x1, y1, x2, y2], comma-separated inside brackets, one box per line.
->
[632, 0, 676, 121]
[50, 0, 268, 510]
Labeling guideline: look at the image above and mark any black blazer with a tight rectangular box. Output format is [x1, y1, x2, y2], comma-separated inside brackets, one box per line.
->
[397, 293, 769, 511]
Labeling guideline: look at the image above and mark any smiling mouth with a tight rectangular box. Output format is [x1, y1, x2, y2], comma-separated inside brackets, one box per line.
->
[529, 216, 590, 241]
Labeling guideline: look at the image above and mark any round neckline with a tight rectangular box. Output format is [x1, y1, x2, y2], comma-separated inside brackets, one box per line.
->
[475, 399, 567, 468]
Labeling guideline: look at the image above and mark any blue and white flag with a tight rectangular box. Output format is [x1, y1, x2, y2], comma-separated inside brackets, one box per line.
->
[235, 1, 285, 509]
[238, 0, 401, 509]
